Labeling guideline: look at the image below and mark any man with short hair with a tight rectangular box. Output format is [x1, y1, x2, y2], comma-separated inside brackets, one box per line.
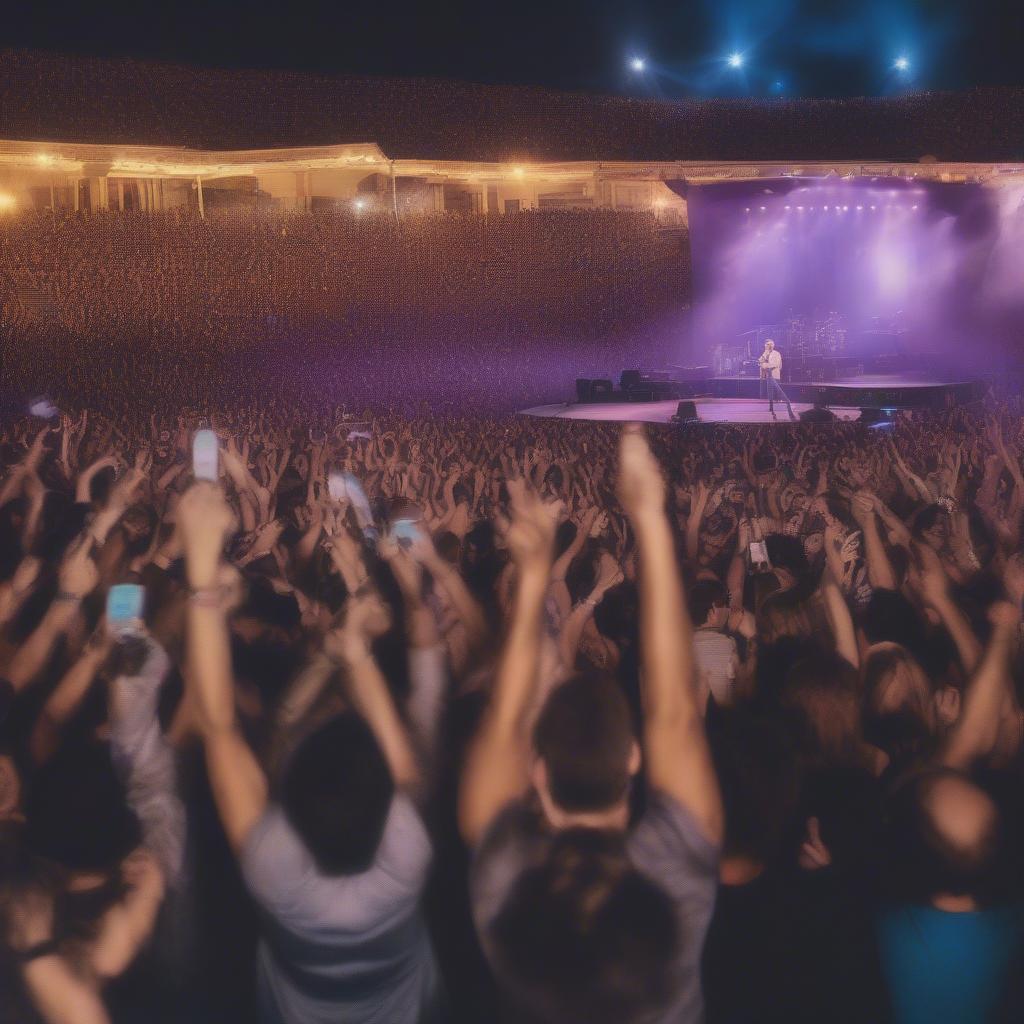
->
[689, 578, 740, 707]
[758, 340, 796, 421]
[878, 769, 1022, 1023]
[460, 427, 722, 1024]
[178, 482, 439, 1024]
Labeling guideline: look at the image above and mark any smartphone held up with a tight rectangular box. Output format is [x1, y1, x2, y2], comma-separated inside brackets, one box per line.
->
[193, 429, 219, 481]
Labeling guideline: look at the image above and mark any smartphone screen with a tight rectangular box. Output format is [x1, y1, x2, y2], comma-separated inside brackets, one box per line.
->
[749, 540, 770, 565]
[193, 429, 219, 481]
[328, 472, 348, 502]
[392, 519, 419, 549]
[29, 396, 60, 419]
[107, 584, 145, 637]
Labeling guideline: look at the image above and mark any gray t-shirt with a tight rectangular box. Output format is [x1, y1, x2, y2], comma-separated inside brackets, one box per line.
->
[241, 794, 438, 1024]
[471, 791, 719, 1023]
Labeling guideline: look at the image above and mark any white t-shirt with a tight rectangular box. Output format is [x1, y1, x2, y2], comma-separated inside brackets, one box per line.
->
[762, 350, 782, 379]
[693, 629, 738, 705]
[241, 795, 438, 1024]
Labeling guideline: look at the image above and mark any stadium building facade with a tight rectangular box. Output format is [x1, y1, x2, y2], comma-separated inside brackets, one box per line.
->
[0, 137, 1021, 224]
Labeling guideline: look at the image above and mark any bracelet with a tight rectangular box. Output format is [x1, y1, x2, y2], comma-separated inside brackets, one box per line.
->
[54, 590, 82, 603]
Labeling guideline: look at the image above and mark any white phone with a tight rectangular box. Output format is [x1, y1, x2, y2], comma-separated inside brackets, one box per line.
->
[29, 396, 60, 419]
[328, 471, 348, 501]
[192, 429, 219, 481]
[749, 540, 770, 565]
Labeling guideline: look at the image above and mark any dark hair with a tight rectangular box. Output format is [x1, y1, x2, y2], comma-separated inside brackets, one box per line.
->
[911, 504, 946, 539]
[882, 769, 1007, 907]
[534, 673, 634, 813]
[490, 828, 680, 1024]
[689, 578, 728, 627]
[709, 708, 801, 865]
[861, 589, 926, 652]
[781, 651, 864, 767]
[282, 713, 394, 875]
[765, 534, 809, 579]
[26, 740, 141, 871]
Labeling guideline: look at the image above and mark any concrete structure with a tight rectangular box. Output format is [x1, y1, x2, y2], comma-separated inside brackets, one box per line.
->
[0, 137, 1021, 223]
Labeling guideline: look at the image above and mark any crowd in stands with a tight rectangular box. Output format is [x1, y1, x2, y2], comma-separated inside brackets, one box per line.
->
[1, 49, 1023, 162]
[0, 207, 688, 411]
[0, 390, 1023, 1023]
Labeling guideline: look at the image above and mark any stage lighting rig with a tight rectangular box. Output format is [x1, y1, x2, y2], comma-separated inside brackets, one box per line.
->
[629, 57, 646, 72]
[893, 56, 910, 72]
[727, 52, 744, 69]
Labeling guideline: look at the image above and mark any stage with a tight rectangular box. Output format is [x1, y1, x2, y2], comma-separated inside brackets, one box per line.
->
[521, 374, 987, 426]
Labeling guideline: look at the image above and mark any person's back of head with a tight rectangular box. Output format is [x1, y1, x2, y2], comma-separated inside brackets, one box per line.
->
[883, 769, 1007, 908]
[689, 578, 729, 629]
[862, 642, 948, 767]
[26, 739, 141, 873]
[757, 587, 819, 646]
[533, 672, 636, 814]
[709, 707, 802, 868]
[490, 828, 680, 1024]
[282, 712, 394, 875]
[782, 651, 864, 768]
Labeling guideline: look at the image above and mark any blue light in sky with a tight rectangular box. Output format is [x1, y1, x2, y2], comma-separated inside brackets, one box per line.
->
[893, 55, 910, 71]
[728, 51, 744, 68]
[630, 56, 646, 72]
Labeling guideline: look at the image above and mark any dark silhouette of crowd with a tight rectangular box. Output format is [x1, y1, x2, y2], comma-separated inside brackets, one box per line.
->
[1, 386, 1024, 1023]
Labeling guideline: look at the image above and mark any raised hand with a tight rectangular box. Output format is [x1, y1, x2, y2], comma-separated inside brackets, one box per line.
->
[58, 540, 100, 600]
[177, 482, 236, 588]
[502, 477, 562, 573]
[616, 424, 666, 523]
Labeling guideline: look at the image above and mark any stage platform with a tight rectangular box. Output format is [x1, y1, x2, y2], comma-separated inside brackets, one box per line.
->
[521, 374, 986, 426]
[699, 374, 986, 409]
[521, 398, 861, 425]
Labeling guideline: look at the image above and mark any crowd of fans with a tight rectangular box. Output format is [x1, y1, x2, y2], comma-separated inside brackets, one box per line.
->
[0, 207, 688, 411]
[0, 391, 1023, 1023]
[2, 49, 1023, 162]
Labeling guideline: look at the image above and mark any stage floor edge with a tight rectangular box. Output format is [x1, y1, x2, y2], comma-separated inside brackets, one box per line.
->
[519, 398, 862, 425]
[520, 375, 986, 425]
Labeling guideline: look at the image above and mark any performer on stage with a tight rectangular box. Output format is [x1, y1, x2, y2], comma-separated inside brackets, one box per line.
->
[758, 339, 796, 422]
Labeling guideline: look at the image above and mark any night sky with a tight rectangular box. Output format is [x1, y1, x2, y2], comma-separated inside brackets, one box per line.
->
[1, 0, 1020, 98]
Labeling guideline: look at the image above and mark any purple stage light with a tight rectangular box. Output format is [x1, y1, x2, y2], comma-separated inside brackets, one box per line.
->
[684, 175, 1015, 377]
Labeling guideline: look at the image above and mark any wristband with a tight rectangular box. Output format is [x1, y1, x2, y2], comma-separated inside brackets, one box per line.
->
[54, 590, 83, 603]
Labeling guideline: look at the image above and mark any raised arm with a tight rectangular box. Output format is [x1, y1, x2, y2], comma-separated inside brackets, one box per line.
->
[324, 591, 420, 792]
[459, 479, 558, 845]
[851, 490, 897, 591]
[941, 599, 1020, 770]
[178, 482, 268, 856]
[30, 632, 112, 764]
[4, 543, 99, 692]
[914, 543, 982, 673]
[617, 425, 722, 846]
[557, 552, 623, 673]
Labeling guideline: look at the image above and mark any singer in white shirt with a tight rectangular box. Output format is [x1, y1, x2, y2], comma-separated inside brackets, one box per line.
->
[758, 340, 795, 421]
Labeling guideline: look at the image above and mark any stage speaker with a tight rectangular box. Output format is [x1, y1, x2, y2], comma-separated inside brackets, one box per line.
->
[672, 400, 699, 424]
[575, 378, 614, 403]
